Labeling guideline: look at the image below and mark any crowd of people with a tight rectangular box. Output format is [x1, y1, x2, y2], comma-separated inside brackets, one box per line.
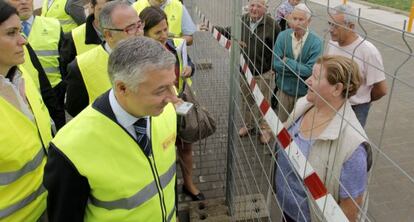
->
[0, 0, 387, 221]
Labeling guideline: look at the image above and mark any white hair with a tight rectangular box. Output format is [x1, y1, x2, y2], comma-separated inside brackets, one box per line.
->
[293, 3, 311, 20]
[331, 4, 358, 25]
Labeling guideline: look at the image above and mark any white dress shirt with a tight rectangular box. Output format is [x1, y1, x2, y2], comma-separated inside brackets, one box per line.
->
[108, 89, 150, 140]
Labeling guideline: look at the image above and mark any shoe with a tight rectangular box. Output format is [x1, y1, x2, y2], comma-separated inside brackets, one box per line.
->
[183, 186, 205, 201]
[259, 129, 272, 144]
[238, 127, 254, 137]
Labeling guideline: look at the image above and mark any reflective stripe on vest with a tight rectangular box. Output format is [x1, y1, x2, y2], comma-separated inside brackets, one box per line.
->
[34, 49, 59, 56]
[77, 45, 111, 103]
[0, 67, 51, 221]
[72, 24, 99, 55]
[167, 204, 175, 222]
[0, 185, 46, 219]
[41, 0, 78, 33]
[59, 19, 75, 25]
[0, 149, 44, 185]
[89, 163, 176, 210]
[133, 0, 183, 37]
[28, 16, 62, 88]
[53, 101, 177, 222]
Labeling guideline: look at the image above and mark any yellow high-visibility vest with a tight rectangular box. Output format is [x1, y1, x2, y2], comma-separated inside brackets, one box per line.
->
[41, 0, 78, 33]
[0, 66, 51, 221]
[21, 45, 42, 89]
[52, 99, 177, 222]
[76, 45, 111, 103]
[133, 0, 183, 37]
[27, 16, 62, 88]
[72, 23, 100, 55]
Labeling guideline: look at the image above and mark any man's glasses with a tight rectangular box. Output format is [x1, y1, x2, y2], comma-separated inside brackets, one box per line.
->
[103, 20, 145, 35]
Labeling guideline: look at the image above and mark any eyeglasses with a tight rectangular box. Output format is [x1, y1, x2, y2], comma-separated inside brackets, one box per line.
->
[103, 20, 145, 34]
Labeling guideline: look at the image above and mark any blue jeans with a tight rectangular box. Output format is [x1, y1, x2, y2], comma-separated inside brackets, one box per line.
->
[352, 103, 371, 127]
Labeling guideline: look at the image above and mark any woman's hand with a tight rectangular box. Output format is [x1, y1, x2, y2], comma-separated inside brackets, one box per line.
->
[182, 66, 192, 78]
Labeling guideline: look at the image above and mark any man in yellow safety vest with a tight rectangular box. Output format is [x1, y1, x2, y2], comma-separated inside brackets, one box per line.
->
[44, 36, 180, 222]
[64, 1, 144, 117]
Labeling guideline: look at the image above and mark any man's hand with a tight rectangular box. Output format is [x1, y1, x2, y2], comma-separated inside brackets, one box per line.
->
[173, 98, 184, 109]
[182, 66, 192, 78]
[238, 40, 247, 48]
[199, 23, 208, 31]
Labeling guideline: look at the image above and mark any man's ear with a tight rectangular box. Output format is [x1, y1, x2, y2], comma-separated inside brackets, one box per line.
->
[348, 23, 355, 31]
[114, 80, 128, 95]
[103, 29, 112, 41]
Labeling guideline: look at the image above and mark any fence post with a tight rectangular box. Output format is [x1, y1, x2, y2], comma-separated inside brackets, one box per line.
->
[225, 0, 242, 217]
[408, 2, 414, 32]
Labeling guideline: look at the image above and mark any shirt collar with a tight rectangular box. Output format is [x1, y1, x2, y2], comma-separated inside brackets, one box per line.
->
[250, 16, 263, 25]
[23, 15, 34, 26]
[104, 42, 112, 53]
[159, 0, 171, 9]
[291, 28, 309, 41]
[109, 89, 147, 129]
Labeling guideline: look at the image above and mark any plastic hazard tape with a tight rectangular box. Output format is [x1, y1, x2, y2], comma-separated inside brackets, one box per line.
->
[195, 7, 349, 222]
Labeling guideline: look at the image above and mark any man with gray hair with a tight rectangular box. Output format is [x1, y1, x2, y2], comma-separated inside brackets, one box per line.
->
[65, 0, 144, 117]
[326, 4, 387, 127]
[273, 3, 322, 122]
[44, 36, 180, 221]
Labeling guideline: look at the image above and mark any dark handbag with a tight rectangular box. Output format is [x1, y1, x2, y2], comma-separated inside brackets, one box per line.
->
[177, 81, 216, 143]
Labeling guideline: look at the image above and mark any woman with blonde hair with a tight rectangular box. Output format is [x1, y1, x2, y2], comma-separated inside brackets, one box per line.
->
[275, 55, 372, 222]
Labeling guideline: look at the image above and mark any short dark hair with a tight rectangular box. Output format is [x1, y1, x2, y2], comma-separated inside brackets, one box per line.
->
[139, 6, 167, 33]
[0, 0, 18, 25]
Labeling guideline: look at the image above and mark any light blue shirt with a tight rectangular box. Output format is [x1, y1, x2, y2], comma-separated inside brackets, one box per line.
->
[22, 15, 34, 36]
[108, 89, 150, 139]
[160, 0, 196, 35]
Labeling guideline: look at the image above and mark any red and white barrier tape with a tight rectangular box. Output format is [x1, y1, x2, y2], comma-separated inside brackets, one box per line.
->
[195, 7, 349, 222]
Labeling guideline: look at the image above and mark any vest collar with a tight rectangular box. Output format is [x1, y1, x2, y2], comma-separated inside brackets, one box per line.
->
[92, 90, 117, 122]
[85, 14, 103, 44]
[286, 98, 355, 141]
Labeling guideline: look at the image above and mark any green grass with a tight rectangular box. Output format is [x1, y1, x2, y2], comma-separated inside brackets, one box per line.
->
[362, 0, 413, 12]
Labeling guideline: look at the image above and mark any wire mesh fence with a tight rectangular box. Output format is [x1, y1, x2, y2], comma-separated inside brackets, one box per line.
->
[182, 0, 414, 221]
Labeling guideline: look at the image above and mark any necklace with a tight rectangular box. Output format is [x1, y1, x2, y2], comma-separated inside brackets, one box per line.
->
[299, 111, 335, 135]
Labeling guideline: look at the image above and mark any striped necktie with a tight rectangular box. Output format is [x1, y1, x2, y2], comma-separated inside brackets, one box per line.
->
[133, 118, 152, 156]
[22, 21, 30, 37]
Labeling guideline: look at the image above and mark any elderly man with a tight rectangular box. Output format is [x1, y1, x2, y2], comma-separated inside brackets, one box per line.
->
[44, 36, 180, 222]
[7, 0, 66, 129]
[215, 0, 280, 144]
[273, 3, 322, 122]
[61, 0, 115, 67]
[326, 4, 387, 127]
[133, 0, 196, 45]
[65, 1, 144, 117]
